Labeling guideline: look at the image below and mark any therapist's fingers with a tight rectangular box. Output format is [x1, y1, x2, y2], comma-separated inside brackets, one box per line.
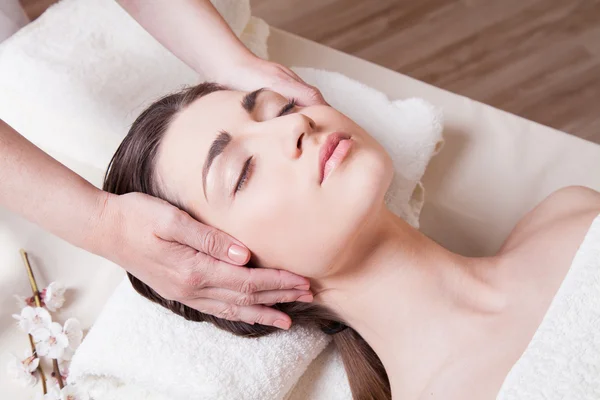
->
[161, 208, 251, 265]
[274, 64, 328, 107]
[271, 68, 327, 107]
[196, 287, 313, 307]
[281, 67, 303, 83]
[184, 298, 294, 329]
[201, 262, 311, 294]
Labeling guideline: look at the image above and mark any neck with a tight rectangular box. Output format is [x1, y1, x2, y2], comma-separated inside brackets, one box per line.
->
[315, 205, 505, 397]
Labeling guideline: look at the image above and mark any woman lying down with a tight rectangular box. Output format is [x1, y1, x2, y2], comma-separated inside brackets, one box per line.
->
[103, 82, 600, 400]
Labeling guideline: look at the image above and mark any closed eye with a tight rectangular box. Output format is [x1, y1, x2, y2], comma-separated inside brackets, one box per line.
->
[234, 98, 296, 196]
[234, 156, 254, 195]
[277, 98, 297, 117]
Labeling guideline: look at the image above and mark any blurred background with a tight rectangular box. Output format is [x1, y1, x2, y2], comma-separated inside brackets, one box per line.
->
[15, 0, 600, 144]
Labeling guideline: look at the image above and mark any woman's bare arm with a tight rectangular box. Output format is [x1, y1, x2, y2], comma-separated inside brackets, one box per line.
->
[116, 0, 253, 80]
[0, 119, 102, 249]
[116, 0, 326, 104]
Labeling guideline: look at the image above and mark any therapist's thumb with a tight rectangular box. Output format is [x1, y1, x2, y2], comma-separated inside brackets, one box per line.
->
[170, 211, 250, 265]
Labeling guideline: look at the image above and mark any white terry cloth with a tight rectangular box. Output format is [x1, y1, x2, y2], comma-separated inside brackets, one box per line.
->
[70, 278, 332, 400]
[497, 213, 600, 400]
[0, 0, 263, 174]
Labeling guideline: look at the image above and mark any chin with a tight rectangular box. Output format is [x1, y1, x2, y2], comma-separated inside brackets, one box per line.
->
[329, 153, 391, 230]
[341, 149, 392, 203]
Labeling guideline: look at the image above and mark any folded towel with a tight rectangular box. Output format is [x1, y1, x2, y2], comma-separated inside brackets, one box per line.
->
[285, 342, 352, 400]
[70, 278, 332, 400]
[497, 213, 600, 400]
[0, 0, 261, 176]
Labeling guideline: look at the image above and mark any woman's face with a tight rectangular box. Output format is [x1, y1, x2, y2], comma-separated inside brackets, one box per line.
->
[155, 89, 393, 278]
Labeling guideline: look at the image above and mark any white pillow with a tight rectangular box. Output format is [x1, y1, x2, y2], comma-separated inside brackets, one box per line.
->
[0, 0, 441, 228]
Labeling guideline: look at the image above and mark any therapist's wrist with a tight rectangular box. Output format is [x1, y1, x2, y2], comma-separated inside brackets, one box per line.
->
[81, 190, 120, 258]
[207, 47, 256, 83]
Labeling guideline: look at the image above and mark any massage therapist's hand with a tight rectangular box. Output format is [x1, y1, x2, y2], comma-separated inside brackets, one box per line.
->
[116, 0, 327, 107]
[93, 192, 312, 330]
[215, 54, 328, 106]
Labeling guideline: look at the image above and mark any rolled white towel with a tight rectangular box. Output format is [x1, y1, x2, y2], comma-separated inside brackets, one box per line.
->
[69, 278, 331, 400]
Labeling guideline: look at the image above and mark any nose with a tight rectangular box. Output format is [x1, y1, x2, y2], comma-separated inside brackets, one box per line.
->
[283, 113, 316, 159]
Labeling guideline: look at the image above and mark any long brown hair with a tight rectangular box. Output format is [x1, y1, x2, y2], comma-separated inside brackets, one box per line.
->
[103, 83, 390, 399]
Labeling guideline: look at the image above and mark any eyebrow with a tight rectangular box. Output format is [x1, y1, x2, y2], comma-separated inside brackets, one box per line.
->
[201, 88, 267, 201]
[241, 88, 265, 114]
[202, 130, 232, 201]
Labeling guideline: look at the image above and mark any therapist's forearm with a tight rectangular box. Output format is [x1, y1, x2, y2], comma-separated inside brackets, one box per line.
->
[116, 0, 253, 80]
[0, 119, 104, 250]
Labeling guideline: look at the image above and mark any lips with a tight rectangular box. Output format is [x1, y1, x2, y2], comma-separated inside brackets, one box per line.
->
[319, 132, 353, 185]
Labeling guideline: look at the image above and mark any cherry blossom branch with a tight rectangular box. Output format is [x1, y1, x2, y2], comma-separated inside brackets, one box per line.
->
[20, 249, 64, 390]
[26, 333, 46, 394]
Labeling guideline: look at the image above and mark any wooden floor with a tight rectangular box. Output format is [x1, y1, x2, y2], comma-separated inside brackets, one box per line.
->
[21, 0, 600, 144]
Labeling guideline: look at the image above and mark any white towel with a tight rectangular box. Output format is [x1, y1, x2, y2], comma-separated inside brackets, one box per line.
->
[0, 0, 262, 175]
[497, 213, 600, 400]
[0, 0, 443, 398]
[70, 278, 332, 400]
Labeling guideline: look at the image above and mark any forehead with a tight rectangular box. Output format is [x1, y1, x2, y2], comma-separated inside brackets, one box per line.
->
[169, 89, 245, 140]
[154, 90, 244, 208]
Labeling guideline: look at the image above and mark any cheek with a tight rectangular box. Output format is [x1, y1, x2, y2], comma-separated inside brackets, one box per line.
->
[224, 148, 393, 279]
[226, 179, 323, 275]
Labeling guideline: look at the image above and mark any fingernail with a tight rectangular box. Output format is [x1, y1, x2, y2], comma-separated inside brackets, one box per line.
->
[273, 319, 290, 330]
[297, 294, 313, 303]
[294, 284, 310, 290]
[228, 244, 249, 264]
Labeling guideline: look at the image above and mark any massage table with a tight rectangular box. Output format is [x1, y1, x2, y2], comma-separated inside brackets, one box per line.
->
[1, 7, 600, 399]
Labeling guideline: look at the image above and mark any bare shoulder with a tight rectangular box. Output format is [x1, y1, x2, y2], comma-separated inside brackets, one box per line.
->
[499, 186, 600, 254]
[546, 185, 600, 205]
[531, 185, 600, 219]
